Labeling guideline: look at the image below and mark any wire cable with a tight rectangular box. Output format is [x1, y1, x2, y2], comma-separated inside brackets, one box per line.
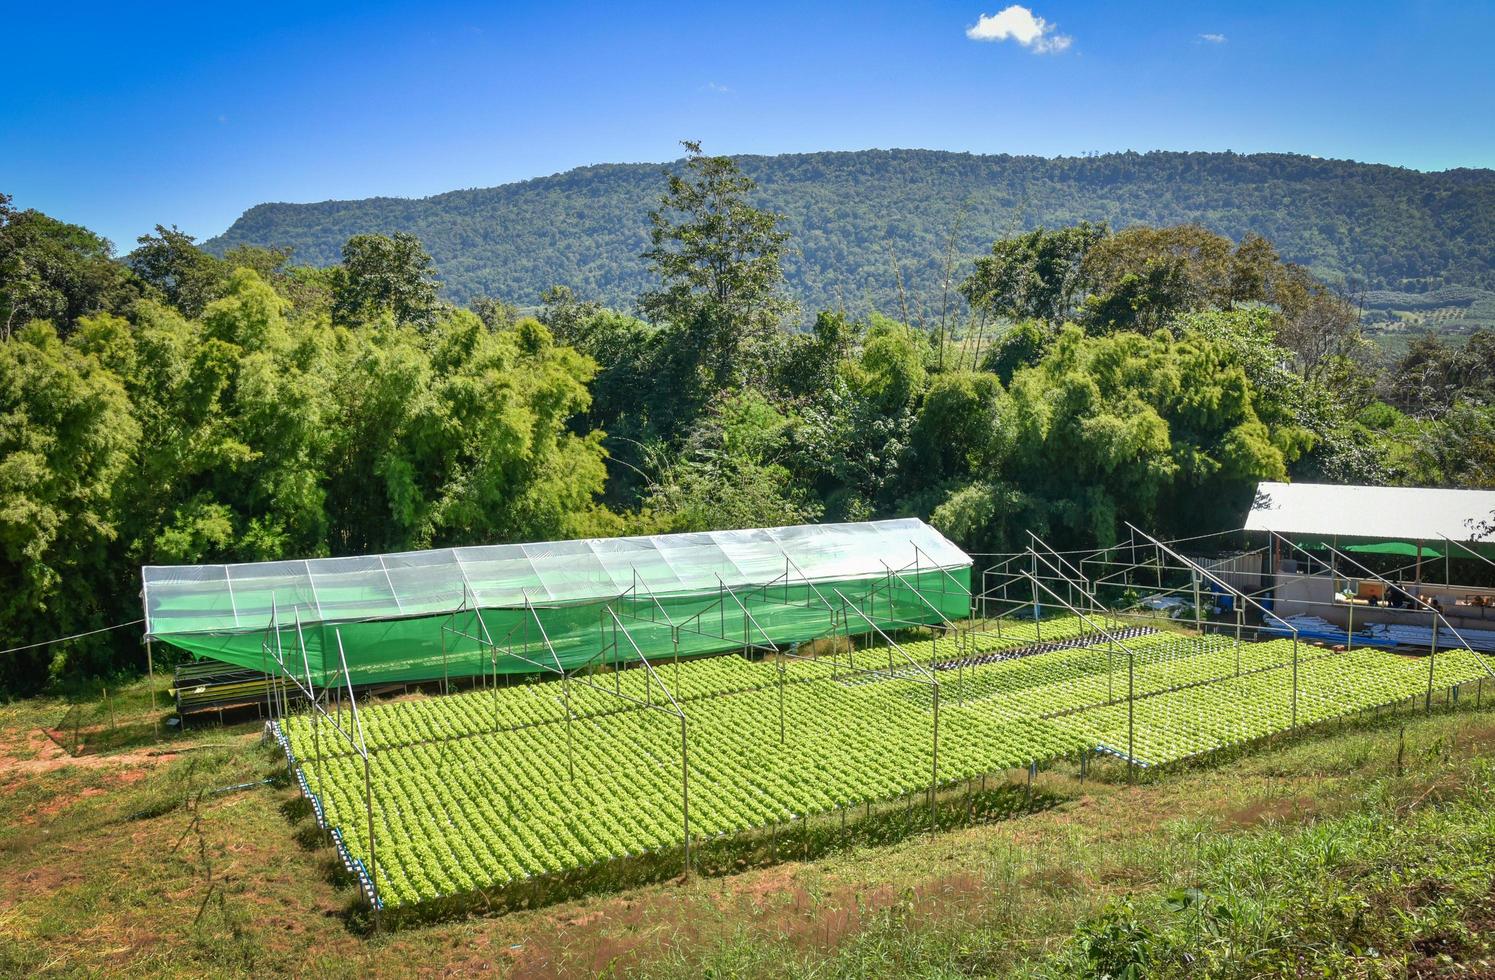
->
[0, 619, 144, 657]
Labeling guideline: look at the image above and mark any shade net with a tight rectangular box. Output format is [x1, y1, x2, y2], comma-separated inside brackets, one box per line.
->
[145, 520, 972, 686]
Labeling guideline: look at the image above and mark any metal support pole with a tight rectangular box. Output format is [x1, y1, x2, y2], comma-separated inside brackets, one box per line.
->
[931, 683, 940, 831]
[295, 611, 322, 810]
[146, 638, 158, 737]
[563, 670, 575, 780]
[1235, 606, 1243, 677]
[271, 597, 289, 721]
[1127, 644, 1135, 783]
[680, 715, 691, 878]
[442, 600, 451, 696]
[1427, 608, 1438, 713]
[778, 653, 786, 744]
[1108, 631, 1115, 702]
[260, 640, 270, 726]
[1291, 634, 1299, 730]
[363, 751, 379, 930]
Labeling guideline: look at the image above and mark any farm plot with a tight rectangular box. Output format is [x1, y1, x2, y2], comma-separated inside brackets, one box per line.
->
[1057, 645, 1494, 765]
[299, 615, 1102, 755]
[283, 646, 1087, 908]
[277, 621, 1495, 911]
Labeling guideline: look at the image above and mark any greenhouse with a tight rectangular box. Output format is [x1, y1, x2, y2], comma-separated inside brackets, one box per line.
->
[175, 514, 1495, 921]
[143, 518, 974, 686]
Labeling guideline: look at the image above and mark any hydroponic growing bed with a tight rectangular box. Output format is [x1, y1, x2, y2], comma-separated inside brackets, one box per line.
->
[275, 608, 1494, 912]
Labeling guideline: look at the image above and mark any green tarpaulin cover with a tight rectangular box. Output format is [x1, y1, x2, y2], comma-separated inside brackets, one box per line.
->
[1343, 541, 1442, 559]
[144, 519, 973, 685]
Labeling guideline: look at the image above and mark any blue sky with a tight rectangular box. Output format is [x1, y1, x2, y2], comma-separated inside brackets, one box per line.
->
[3, 0, 1491, 252]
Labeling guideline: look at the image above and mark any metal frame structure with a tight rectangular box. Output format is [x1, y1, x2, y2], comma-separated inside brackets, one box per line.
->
[970, 525, 1495, 770]
[264, 544, 984, 923]
[259, 597, 383, 929]
[262, 522, 1495, 922]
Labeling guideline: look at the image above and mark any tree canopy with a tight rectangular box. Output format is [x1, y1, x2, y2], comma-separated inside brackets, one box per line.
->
[3, 157, 1494, 693]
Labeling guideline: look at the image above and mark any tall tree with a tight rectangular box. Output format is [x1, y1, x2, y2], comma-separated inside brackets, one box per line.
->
[128, 225, 228, 318]
[638, 141, 795, 390]
[321, 309, 612, 552]
[1384, 329, 1495, 418]
[1273, 274, 1365, 383]
[1081, 225, 1298, 334]
[643, 390, 820, 532]
[932, 326, 1300, 549]
[960, 223, 1105, 326]
[0, 321, 139, 692]
[332, 232, 441, 328]
[1, 194, 140, 336]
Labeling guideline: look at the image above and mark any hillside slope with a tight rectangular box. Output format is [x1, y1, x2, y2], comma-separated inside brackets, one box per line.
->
[207, 149, 1495, 316]
[2, 677, 1492, 975]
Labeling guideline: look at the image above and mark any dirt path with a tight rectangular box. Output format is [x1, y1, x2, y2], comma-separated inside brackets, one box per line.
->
[0, 725, 259, 778]
[0, 728, 180, 774]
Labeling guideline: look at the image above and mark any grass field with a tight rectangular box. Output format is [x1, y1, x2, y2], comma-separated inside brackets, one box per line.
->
[3, 642, 1494, 976]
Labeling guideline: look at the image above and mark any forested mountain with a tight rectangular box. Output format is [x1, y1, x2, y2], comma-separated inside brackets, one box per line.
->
[208, 149, 1495, 317]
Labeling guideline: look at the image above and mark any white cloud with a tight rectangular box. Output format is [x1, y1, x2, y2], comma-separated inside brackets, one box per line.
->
[966, 6, 1072, 54]
[701, 81, 734, 94]
[1199, 33, 1227, 43]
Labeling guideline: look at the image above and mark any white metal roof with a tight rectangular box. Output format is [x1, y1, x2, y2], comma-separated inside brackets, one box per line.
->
[142, 518, 970, 638]
[1245, 481, 1495, 543]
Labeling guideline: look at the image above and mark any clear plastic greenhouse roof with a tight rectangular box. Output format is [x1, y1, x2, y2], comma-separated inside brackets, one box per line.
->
[143, 518, 970, 638]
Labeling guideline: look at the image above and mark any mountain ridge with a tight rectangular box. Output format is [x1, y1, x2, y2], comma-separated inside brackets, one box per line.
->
[206, 148, 1495, 317]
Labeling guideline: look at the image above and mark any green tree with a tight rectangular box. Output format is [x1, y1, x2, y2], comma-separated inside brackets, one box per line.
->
[1228, 232, 1282, 305]
[778, 310, 864, 397]
[323, 310, 613, 552]
[1384, 329, 1495, 418]
[932, 326, 1300, 550]
[331, 232, 441, 328]
[1176, 308, 1379, 484]
[1403, 404, 1495, 489]
[853, 314, 928, 414]
[960, 223, 1105, 326]
[128, 224, 228, 318]
[221, 243, 294, 281]
[1, 194, 140, 336]
[644, 390, 820, 532]
[84, 272, 334, 569]
[980, 320, 1051, 385]
[537, 285, 689, 505]
[1273, 273, 1367, 384]
[1080, 225, 1305, 335]
[0, 321, 139, 692]
[639, 141, 796, 390]
[792, 315, 926, 520]
[218, 243, 334, 318]
[930, 481, 1039, 555]
[907, 370, 1008, 488]
[469, 296, 519, 331]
